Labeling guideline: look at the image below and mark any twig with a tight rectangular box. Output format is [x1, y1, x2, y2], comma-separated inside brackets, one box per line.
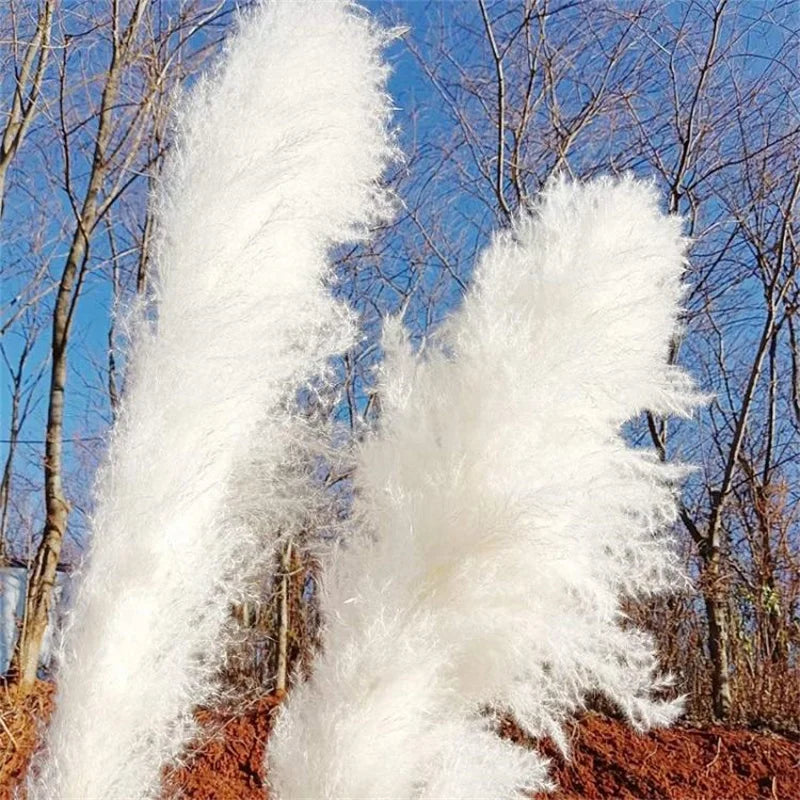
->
[704, 735, 722, 770]
[0, 710, 19, 750]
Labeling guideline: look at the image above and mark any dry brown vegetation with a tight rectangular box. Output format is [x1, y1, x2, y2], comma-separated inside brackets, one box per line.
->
[0, 681, 53, 800]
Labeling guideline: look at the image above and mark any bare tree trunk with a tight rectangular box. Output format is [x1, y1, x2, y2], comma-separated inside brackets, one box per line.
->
[0, 374, 21, 563]
[276, 538, 293, 696]
[9, 2, 147, 689]
[703, 556, 732, 720]
[10, 230, 86, 687]
[0, 395, 19, 565]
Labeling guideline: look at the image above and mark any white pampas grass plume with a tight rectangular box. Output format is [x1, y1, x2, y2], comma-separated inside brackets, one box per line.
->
[29, 2, 394, 798]
[269, 176, 702, 798]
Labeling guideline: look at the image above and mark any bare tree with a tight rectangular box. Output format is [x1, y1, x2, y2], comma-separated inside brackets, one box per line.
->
[1, 0, 796, 726]
[5, 0, 228, 689]
[372, 0, 799, 724]
[0, 314, 46, 563]
[0, 0, 54, 219]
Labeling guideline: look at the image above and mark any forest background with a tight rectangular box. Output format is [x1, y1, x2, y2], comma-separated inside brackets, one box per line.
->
[1, 0, 798, 729]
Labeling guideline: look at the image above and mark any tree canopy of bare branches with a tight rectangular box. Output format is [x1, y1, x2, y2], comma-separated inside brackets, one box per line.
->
[1, 0, 797, 722]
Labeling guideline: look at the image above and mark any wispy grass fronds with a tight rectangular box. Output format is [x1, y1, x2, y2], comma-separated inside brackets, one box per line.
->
[269, 176, 702, 798]
[30, 2, 394, 797]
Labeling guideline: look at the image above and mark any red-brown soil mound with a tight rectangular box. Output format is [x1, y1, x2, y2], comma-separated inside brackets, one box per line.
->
[529, 714, 800, 800]
[2, 684, 798, 799]
[162, 695, 280, 800]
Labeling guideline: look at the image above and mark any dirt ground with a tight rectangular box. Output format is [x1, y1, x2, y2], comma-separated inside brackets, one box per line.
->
[524, 715, 800, 800]
[163, 695, 280, 800]
[2, 683, 798, 799]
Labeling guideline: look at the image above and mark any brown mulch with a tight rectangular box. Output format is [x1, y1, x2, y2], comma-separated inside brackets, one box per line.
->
[2, 683, 799, 799]
[527, 713, 800, 800]
[162, 695, 280, 800]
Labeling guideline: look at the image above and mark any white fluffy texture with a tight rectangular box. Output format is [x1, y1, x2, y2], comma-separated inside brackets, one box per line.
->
[269, 176, 701, 798]
[29, 2, 394, 798]
[269, 593, 550, 800]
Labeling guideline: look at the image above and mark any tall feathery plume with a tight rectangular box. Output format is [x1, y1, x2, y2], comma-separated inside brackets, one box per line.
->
[268, 176, 702, 798]
[29, 2, 394, 798]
